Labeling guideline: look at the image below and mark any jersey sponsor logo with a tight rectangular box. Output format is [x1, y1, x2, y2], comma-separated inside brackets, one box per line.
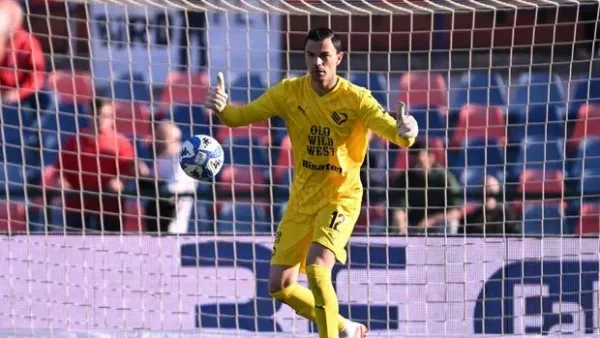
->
[307, 125, 335, 156]
[302, 159, 342, 174]
[331, 111, 348, 125]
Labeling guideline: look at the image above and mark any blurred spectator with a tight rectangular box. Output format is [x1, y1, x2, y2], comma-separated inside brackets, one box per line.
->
[458, 176, 521, 235]
[53, 98, 149, 232]
[144, 121, 197, 234]
[0, 0, 45, 105]
[389, 139, 462, 234]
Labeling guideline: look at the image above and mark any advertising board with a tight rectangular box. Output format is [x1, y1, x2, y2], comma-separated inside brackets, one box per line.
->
[0, 236, 598, 336]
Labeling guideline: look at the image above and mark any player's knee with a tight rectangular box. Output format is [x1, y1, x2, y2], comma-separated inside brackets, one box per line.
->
[268, 277, 295, 297]
[306, 242, 336, 267]
[268, 271, 296, 296]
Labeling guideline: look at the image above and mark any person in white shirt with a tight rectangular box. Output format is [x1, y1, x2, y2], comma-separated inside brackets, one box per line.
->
[145, 121, 198, 234]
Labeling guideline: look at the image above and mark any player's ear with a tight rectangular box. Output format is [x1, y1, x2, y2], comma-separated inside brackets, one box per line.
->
[336, 51, 343, 66]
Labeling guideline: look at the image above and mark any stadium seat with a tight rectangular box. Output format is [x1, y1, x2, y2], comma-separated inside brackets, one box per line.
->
[112, 72, 152, 103]
[191, 201, 214, 233]
[518, 169, 564, 195]
[350, 72, 388, 107]
[222, 136, 270, 166]
[0, 165, 25, 193]
[215, 119, 270, 145]
[572, 138, 600, 195]
[410, 106, 447, 140]
[568, 104, 600, 151]
[576, 202, 600, 234]
[451, 71, 506, 110]
[509, 104, 565, 144]
[172, 105, 214, 139]
[0, 200, 27, 233]
[158, 71, 210, 111]
[217, 165, 268, 198]
[510, 72, 565, 111]
[451, 104, 507, 147]
[459, 167, 488, 199]
[511, 136, 565, 179]
[216, 201, 271, 234]
[0, 124, 25, 165]
[523, 202, 565, 235]
[569, 72, 600, 119]
[450, 137, 505, 181]
[398, 72, 448, 109]
[273, 135, 293, 185]
[230, 73, 267, 103]
[46, 70, 93, 106]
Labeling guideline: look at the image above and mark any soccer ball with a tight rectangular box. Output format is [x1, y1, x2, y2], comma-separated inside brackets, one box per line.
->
[178, 134, 225, 181]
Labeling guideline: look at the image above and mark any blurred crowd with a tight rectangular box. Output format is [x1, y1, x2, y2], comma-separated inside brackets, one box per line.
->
[0, 0, 599, 236]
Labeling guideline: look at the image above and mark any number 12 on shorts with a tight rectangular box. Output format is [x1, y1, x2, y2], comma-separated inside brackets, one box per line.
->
[328, 211, 345, 231]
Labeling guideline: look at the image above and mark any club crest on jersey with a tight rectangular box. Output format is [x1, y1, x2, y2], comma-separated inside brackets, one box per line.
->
[331, 111, 348, 125]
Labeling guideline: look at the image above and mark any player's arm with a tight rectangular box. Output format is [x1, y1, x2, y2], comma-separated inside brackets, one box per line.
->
[357, 93, 418, 148]
[205, 72, 281, 127]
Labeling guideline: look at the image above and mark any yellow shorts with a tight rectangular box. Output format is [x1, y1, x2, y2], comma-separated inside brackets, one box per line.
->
[270, 203, 360, 275]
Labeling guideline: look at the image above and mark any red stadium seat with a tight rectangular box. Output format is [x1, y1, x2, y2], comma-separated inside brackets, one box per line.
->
[46, 71, 93, 106]
[215, 117, 270, 144]
[0, 201, 27, 232]
[577, 203, 600, 235]
[217, 165, 268, 198]
[274, 135, 293, 184]
[568, 104, 600, 151]
[114, 102, 152, 141]
[451, 104, 507, 147]
[518, 169, 564, 195]
[398, 72, 448, 110]
[158, 71, 210, 110]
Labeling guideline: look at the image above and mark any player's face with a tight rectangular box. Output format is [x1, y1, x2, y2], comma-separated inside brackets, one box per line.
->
[305, 37, 342, 86]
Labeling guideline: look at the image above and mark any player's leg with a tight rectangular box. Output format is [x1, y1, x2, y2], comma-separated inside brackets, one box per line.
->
[307, 204, 366, 338]
[268, 208, 352, 334]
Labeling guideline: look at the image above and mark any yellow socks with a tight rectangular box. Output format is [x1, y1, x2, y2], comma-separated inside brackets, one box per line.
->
[306, 264, 340, 338]
[269, 282, 347, 332]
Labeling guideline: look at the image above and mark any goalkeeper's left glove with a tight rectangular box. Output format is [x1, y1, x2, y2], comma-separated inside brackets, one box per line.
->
[396, 102, 419, 139]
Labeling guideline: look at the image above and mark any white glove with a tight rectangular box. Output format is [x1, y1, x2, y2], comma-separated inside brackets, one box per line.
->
[396, 102, 419, 139]
[205, 72, 229, 113]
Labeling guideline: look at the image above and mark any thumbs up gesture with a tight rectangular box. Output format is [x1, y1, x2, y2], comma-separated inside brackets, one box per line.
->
[205, 72, 229, 113]
[396, 102, 419, 139]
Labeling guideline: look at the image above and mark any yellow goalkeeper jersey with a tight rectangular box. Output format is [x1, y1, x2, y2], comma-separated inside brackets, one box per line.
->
[218, 75, 414, 215]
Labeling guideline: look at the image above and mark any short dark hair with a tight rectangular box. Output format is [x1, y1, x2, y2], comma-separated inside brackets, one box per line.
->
[408, 139, 429, 156]
[92, 97, 110, 116]
[304, 27, 342, 53]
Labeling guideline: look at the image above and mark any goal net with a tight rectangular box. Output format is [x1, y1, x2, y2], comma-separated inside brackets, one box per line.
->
[1, 0, 600, 336]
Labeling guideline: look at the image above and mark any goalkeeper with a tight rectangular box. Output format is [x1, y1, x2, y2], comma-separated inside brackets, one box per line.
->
[205, 27, 418, 338]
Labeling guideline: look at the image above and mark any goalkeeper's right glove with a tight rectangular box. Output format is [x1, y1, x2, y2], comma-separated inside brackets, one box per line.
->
[205, 72, 229, 113]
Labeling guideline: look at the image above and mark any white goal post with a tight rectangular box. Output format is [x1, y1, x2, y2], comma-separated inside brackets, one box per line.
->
[1, 0, 600, 337]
